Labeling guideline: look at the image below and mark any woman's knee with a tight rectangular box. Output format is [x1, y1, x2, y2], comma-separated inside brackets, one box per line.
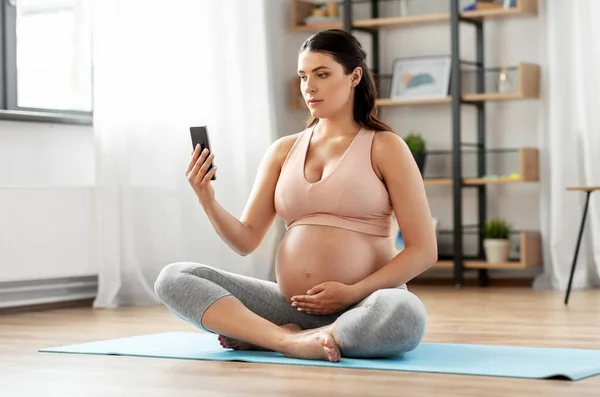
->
[386, 290, 427, 353]
[153, 262, 205, 303]
[336, 289, 427, 358]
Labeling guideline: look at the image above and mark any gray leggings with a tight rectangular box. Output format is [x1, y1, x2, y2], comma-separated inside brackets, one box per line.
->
[154, 262, 427, 358]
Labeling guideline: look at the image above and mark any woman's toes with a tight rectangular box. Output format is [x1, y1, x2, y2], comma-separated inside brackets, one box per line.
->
[219, 336, 234, 348]
[320, 332, 341, 362]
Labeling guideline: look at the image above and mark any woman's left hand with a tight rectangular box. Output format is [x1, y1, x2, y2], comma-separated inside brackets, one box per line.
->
[291, 281, 359, 315]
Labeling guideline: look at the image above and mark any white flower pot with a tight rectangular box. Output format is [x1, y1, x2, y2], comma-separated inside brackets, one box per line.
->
[483, 238, 510, 263]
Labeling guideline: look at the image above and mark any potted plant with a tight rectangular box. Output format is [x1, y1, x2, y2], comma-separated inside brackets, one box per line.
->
[483, 217, 511, 263]
[404, 133, 426, 174]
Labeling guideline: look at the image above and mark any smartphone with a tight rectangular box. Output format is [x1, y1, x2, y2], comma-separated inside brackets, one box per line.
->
[190, 126, 216, 180]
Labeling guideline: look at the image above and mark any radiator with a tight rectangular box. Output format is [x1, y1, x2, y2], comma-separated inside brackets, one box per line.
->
[0, 275, 97, 308]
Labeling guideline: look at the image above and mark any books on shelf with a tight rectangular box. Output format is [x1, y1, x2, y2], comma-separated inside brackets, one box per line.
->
[462, 0, 516, 12]
[303, 16, 342, 26]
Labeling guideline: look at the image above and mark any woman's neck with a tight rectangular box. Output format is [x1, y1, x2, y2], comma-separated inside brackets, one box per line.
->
[315, 105, 361, 138]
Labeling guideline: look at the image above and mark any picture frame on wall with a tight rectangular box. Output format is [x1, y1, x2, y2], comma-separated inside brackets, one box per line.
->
[390, 56, 452, 99]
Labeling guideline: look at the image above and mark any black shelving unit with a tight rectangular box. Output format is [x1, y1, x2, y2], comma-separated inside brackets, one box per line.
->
[291, 0, 540, 285]
[339, 0, 490, 287]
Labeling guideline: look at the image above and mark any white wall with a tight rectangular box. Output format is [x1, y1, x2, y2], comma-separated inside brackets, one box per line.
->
[0, 1, 309, 286]
[0, 121, 94, 186]
[264, 0, 311, 138]
[0, 121, 96, 282]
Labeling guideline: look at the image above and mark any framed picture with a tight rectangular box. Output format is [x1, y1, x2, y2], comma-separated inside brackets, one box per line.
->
[390, 56, 452, 99]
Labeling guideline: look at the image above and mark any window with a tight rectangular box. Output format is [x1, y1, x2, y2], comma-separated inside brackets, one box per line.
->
[1, 0, 93, 124]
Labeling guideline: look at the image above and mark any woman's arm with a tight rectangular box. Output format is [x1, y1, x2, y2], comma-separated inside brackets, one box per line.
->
[351, 131, 438, 299]
[201, 134, 298, 256]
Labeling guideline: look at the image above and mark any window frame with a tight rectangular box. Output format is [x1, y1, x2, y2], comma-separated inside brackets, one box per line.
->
[0, 0, 93, 125]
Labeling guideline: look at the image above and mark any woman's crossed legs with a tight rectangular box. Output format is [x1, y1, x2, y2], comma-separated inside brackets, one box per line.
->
[154, 262, 427, 361]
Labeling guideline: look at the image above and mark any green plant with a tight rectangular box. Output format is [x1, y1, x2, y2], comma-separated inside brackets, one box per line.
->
[484, 218, 511, 239]
[404, 133, 426, 154]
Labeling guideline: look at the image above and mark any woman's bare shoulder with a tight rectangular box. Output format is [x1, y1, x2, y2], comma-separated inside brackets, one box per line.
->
[371, 130, 411, 169]
[269, 131, 304, 166]
[372, 130, 404, 151]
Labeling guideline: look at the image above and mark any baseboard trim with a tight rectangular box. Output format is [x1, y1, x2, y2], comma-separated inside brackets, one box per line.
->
[0, 275, 97, 311]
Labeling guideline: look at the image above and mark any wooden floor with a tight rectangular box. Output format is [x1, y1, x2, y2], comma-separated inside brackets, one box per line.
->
[2, 286, 600, 396]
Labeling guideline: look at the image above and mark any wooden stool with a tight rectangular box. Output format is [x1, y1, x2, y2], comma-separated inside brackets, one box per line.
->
[564, 186, 600, 305]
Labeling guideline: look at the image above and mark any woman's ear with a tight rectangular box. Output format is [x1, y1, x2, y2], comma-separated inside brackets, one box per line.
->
[351, 66, 363, 87]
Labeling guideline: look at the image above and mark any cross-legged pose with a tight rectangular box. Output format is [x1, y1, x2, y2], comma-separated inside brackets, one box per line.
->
[154, 29, 438, 362]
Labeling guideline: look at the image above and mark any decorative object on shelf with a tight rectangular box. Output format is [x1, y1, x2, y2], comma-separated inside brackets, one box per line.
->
[325, 1, 339, 18]
[390, 56, 451, 100]
[461, 65, 517, 96]
[463, 0, 505, 11]
[403, 133, 427, 174]
[482, 172, 521, 180]
[462, 0, 477, 11]
[302, 1, 342, 27]
[312, 4, 326, 17]
[496, 67, 512, 93]
[483, 218, 511, 263]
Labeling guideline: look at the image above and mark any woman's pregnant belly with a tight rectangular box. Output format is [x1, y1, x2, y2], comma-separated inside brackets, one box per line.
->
[275, 225, 396, 302]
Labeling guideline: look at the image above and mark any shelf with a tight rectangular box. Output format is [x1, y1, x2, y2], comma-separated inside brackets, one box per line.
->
[291, 63, 539, 109]
[433, 231, 541, 270]
[291, 0, 537, 32]
[292, 90, 451, 109]
[462, 0, 538, 20]
[353, 14, 451, 29]
[423, 178, 453, 186]
[424, 176, 531, 186]
[376, 96, 452, 107]
[293, 22, 343, 33]
[291, 0, 541, 286]
[462, 63, 540, 102]
[423, 148, 539, 185]
[292, 14, 450, 32]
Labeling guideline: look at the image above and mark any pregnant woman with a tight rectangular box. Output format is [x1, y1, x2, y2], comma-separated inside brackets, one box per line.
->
[154, 29, 437, 362]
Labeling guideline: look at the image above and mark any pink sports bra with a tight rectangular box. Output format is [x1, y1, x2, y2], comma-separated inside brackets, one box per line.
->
[274, 126, 394, 237]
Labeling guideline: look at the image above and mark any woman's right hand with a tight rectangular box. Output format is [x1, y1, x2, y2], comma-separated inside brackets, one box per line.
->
[186, 145, 217, 207]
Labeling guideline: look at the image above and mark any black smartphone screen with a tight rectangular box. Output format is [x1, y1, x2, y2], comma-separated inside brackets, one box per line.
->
[190, 126, 216, 180]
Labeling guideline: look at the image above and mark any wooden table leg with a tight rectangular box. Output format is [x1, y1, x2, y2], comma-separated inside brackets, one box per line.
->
[565, 191, 592, 305]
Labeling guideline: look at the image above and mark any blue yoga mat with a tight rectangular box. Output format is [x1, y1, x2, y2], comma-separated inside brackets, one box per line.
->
[39, 331, 600, 381]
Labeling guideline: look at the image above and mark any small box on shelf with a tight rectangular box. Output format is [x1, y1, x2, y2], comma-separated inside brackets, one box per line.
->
[291, 0, 343, 32]
[462, 0, 538, 19]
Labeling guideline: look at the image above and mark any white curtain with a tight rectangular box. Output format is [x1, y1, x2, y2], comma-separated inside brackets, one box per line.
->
[535, 0, 600, 290]
[91, 0, 280, 307]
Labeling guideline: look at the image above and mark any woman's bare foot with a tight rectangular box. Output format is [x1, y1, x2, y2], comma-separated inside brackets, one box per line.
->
[218, 323, 302, 351]
[282, 326, 342, 363]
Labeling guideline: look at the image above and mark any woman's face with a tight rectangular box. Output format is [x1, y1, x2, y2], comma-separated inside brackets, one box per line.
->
[297, 50, 359, 119]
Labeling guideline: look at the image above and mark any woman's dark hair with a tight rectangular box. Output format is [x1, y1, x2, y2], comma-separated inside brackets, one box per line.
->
[299, 29, 392, 132]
